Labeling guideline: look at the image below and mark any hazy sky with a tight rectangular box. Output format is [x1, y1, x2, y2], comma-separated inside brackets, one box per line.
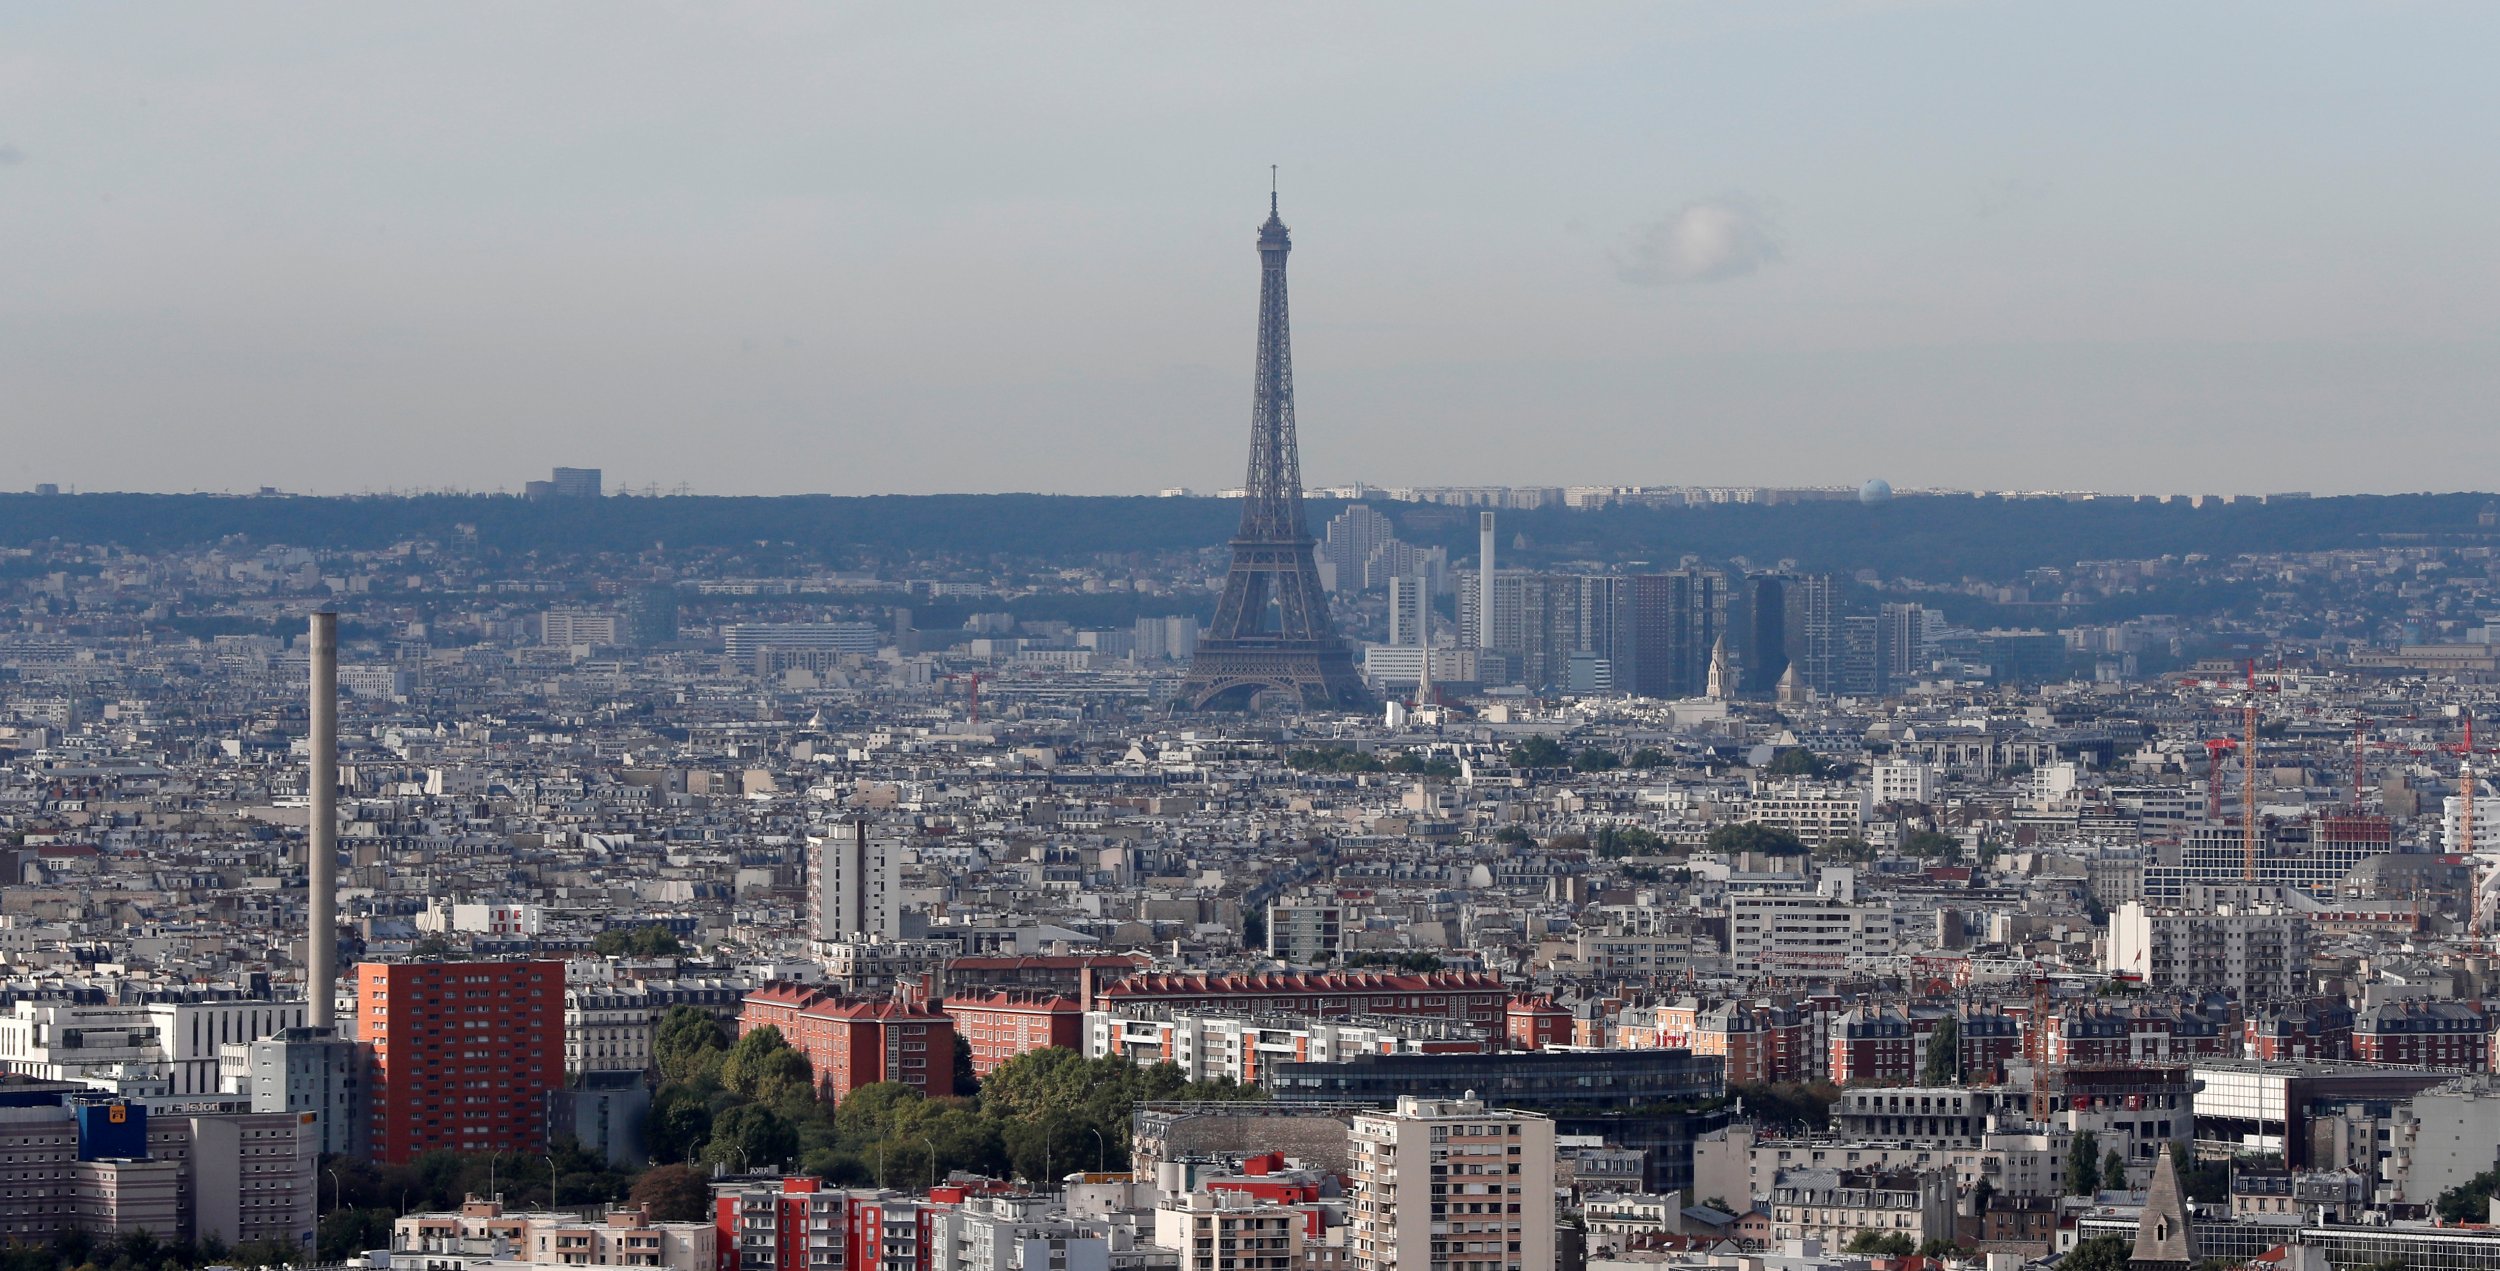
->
[7, 3, 2499, 496]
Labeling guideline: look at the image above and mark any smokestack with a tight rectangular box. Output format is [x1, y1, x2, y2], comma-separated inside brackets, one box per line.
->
[1478, 511, 1496, 653]
[307, 611, 338, 1032]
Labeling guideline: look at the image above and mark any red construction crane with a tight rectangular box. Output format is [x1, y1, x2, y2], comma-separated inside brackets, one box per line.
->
[936, 671, 982, 724]
[2241, 661, 2263, 880]
[2028, 969, 2057, 1124]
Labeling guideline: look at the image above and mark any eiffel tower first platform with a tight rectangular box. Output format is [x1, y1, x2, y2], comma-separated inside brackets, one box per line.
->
[1177, 189, 1369, 712]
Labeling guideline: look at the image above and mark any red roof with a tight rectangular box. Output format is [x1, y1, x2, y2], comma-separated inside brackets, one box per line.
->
[743, 982, 949, 1022]
[942, 991, 1082, 1013]
[947, 954, 1149, 971]
[1100, 970, 1506, 998]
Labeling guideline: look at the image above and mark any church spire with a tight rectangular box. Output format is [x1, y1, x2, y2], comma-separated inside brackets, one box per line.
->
[2130, 1149, 2196, 1271]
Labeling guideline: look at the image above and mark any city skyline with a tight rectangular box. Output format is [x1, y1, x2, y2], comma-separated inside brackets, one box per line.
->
[6, 5, 2499, 496]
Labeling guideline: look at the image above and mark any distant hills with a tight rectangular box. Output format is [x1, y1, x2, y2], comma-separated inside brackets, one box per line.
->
[0, 491, 2488, 583]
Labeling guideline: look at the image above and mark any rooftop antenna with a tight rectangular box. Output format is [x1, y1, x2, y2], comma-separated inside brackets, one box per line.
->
[1271, 165, 1278, 215]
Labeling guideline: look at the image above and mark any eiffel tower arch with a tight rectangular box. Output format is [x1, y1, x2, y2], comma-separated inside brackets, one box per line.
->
[1178, 189, 1369, 712]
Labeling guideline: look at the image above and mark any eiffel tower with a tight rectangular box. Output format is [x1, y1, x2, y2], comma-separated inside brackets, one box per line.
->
[1179, 187, 1368, 712]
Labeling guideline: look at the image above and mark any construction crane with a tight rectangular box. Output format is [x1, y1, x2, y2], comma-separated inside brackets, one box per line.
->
[2027, 968, 2056, 1124]
[936, 671, 982, 725]
[2249, 663, 2272, 868]
[2443, 712, 2498, 940]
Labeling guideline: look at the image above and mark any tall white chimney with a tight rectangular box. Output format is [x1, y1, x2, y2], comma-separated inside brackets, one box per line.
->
[307, 611, 338, 1031]
[1478, 511, 1497, 653]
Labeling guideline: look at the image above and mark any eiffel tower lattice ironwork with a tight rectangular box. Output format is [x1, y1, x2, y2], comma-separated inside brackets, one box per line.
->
[1179, 188, 1368, 712]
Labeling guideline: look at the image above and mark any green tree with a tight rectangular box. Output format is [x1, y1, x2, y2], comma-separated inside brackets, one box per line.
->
[317, 1204, 395, 1262]
[703, 1103, 798, 1174]
[1571, 747, 1622, 773]
[593, 924, 686, 957]
[654, 1005, 730, 1083]
[721, 1025, 814, 1103]
[1902, 829, 1964, 862]
[1817, 836, 1876, 863]
[1765, 748, 1828, 778]
[646, 1082, 716, 1163]
[952, 1034, 979, 1099]
[629, 1164, 714, 1222]
[1731, 1081, 1839, 1131]
[1842, 1232, 1914, 1257]
[1705, 823, 1808, 856]
[1626, 747, 1668, 769]
[2435, 1162, 2500, 1221]
[2061, 1235, 2133, 1271]
[1286, 746, 1384, 774]
[1507, 736, 1568, 767]
[1921, 1016, 1962, 1085]
[1593, 825, 1665, 859]
[2103, 1148, 2129, 1190]
[2171, 1144, 2229, 1205]
[2066, 1131, 2102, 1195]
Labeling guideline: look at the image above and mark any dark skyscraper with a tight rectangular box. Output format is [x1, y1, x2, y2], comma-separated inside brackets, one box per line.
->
[1180, 190, 1367, 711]
[1625, 568, 1721, 699]
[1739, 574, 1790, 696]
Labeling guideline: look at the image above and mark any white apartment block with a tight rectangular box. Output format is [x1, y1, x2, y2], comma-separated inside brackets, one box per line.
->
[1742, 785, 1873, 847]
[566, 987, 658, 1078]
[541, 608, 622, 648]
[0, 998, 307, 1097]
[1869, 759, 1939, 807]
[337, 664, 409, 698]
[417, 901, 544, 938]
[0, 1101, 315, 1246]
[1266, 900, 1345, 965]
[1156, 1189, 1302, 1271]
[1768, 1167, 1956, 1248]
[1728, 894, 1898, 976]
[2105, 892, 2310, 1002]
[1088, 1008, 1481, 1086]
[925, 1195, 1112, 1271]
[1572, 928, 1699, 978]
[395, 1199, 715, 1271]
[1348, 1096, 1556, 1271]
[809, 824, 906, 942]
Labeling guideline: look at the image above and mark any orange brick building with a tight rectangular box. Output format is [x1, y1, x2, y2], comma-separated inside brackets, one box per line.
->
[354, 959, 564, 1163]
[940, 992, 1083, 1076]
[738, 985, 956, 1103]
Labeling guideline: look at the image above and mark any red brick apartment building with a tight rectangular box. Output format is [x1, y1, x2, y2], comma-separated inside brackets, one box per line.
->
[739, 985, 955, 1103]
[940, 992, 1083, 1077]
[354, 959, 564, 1163]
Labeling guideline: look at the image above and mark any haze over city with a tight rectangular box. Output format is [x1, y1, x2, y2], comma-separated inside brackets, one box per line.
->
[28, 10, 2500, 1271]
[7, 3, 2500, 495]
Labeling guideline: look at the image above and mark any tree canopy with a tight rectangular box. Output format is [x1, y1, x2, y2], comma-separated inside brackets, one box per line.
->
[1706, 822, 1808, 856]
[1921, 1016, 1962, 1085]
[592, 925, 684, 957]
[2061, 1235, 2133, 1271]
[1507, 736, 1569, 768]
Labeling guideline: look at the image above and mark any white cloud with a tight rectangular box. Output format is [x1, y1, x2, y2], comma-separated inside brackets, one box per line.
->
[1613, 196, 1782, 286]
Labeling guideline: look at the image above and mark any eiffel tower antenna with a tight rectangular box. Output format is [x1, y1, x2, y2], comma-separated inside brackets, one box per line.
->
[1178, 182, 1368, 712]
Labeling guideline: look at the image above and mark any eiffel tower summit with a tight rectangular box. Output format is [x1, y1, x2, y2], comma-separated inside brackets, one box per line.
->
[1178, 186, 1369, 712]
